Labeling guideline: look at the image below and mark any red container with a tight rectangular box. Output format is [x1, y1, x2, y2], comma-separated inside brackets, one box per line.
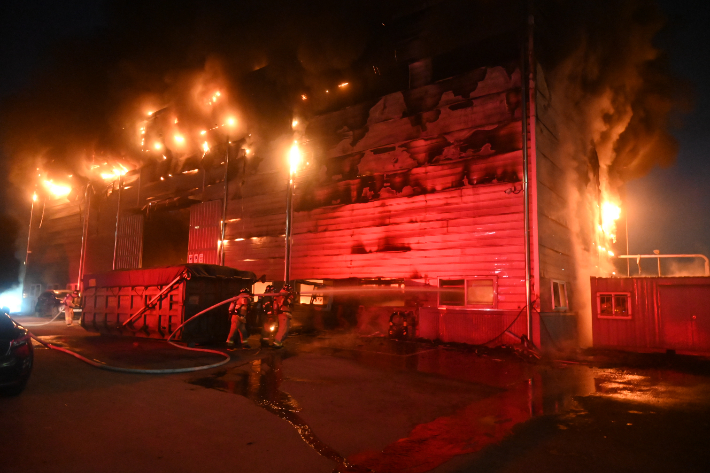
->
[81, 264, 255, 342]
[591, 276, 710, 354]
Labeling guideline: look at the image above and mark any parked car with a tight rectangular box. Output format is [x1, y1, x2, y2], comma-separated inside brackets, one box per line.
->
[34, 290, 78, 317]
[0, 310, 34, 395]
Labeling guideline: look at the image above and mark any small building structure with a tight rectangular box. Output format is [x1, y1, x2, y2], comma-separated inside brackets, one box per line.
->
[591, 276, 710, 354]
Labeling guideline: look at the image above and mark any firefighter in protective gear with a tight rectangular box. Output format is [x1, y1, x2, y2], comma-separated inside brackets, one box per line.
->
[226, 288, 252, 348]
[272, 284, 295, 349]
[63, 291, 79, 326]
[259, 285, 276, 347]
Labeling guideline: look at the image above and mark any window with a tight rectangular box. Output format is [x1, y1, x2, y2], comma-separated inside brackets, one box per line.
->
[551, 280, 568, 310]
[597, 293, 631, 319]
[298, 280, 325, 305]
[252, 281, 274, 301]
[439, 277, 497, 308]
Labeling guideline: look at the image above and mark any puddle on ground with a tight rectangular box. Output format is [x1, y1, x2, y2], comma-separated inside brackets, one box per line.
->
[189, 339, 710, 473]
[189, 353, 369, 472]
[30, 335, 67, 348]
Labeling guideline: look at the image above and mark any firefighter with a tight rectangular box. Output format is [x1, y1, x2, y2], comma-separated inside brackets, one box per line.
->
[63, 290, 79, 326]
[226, 288, 252, 348]
[272, 284, 295, 349]
[259, 285, 276, 347]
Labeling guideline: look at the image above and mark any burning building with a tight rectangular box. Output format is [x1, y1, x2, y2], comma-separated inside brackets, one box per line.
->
[16, 0, 680, 349]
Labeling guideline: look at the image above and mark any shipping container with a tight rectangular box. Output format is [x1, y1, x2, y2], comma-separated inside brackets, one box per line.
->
[81, 264, 255, 342]
[591, 276, 710, 354]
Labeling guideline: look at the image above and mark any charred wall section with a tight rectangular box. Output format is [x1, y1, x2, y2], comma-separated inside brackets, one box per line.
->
[224, 65, 531, 315]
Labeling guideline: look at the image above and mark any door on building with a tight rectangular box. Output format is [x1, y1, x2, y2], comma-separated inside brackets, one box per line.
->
[188, 200, 222, 265]
[659, 285, 710, 352]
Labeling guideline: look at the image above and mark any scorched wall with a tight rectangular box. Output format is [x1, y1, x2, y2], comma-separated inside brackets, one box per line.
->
[224, 65, 532, 314]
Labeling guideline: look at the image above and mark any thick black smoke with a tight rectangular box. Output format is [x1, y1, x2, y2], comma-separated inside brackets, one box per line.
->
[537, 0, 683, 184]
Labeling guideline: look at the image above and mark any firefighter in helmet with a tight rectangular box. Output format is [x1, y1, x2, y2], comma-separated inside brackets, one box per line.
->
[226, 287, 252, 348]
[259, 285, 276, 347]
[272, 284, 295, 349]
[63, 290, 79, 326]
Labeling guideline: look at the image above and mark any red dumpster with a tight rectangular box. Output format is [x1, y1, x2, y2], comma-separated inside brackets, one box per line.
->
[81, 264, 255, 342]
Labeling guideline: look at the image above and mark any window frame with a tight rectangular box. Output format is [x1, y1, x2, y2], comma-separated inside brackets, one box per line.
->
[437, 276, 498, 309]
[551, 280, 569, 311]
[596, 292, 632, 319]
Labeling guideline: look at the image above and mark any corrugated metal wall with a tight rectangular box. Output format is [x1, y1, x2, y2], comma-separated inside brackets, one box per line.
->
[290, 183, 526, 310]
[188, 200, 221, 265]
[114, 214, 143, 270]
[224, 66, 529, 310]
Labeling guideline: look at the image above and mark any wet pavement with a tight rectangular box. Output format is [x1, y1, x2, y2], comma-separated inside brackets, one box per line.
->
[3, 318, 710, 472]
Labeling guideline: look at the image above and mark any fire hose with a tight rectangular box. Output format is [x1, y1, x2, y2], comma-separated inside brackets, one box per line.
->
[21, 308, 66, 327]
[23, 295, 248, 374]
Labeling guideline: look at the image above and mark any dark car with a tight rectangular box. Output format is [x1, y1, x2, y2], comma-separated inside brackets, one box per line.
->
[0, 310, 34, 395]
[34, 290, 72, 317]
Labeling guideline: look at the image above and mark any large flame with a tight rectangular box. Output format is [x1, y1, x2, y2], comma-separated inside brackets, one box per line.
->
[43, 180, 71, 197]
[601, 201, 621, 242]
[100, 164, 129, 181]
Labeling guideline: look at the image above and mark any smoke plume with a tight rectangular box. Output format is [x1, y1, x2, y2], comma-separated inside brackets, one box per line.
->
[537, 0, 684, 345]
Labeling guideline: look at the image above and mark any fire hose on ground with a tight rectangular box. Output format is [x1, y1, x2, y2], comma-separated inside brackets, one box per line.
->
[22, 295, 247, 374]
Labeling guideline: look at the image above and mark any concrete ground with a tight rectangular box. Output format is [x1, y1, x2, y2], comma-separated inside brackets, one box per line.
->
[2, 317, 710, 473]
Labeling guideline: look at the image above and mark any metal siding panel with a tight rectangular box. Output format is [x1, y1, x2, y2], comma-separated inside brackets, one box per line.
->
[115, 214, 143, 270]
[659, 285, 710, 351]
[436, 309, 526, 344]
[285, 184, 526, 309]
[188, 200, 221, 265]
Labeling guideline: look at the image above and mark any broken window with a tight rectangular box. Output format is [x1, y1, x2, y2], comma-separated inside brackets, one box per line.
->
[552, 280, 568, 310]
[597, 293, 631, 318]
[439, 277, 497, 308]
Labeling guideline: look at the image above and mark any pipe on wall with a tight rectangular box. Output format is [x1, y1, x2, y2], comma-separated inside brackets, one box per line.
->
[77, 184, 92, 291]
[521, 12, 533, 341]
[220, 138, 230, 266]
[112, 176, 123, 271]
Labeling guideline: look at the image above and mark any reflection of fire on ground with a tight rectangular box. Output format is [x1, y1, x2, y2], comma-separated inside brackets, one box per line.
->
[348, 381, 533, 473]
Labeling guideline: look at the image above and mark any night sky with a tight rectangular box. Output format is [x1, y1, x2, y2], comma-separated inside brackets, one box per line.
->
[627, 0, 710, 258]
[0, 0, 708, 287]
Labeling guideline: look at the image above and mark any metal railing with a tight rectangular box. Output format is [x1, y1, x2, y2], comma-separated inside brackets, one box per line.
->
[618, 254, 710, 277]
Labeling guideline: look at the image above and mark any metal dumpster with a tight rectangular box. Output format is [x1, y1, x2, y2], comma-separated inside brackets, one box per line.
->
[81, 264, 256, 342]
